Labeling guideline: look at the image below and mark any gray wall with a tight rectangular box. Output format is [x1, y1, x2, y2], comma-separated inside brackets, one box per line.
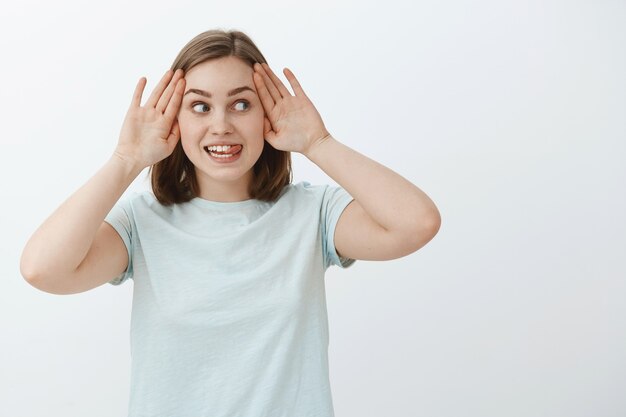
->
[2, 0, 624, 416]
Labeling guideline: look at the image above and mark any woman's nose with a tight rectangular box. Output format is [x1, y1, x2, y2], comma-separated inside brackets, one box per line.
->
[210, 110, 234, 135]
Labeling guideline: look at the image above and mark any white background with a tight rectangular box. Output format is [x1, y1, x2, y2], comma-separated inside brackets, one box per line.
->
[1, 0, 625, 416]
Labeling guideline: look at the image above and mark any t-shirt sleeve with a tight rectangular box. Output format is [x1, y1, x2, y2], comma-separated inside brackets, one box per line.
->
[321, 184, 357, 270]
[103, 196, 135, 285]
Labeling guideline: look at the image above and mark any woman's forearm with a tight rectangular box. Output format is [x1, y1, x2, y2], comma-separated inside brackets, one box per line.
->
[303, 135, 441, 236]
[20, 154, 144, 280]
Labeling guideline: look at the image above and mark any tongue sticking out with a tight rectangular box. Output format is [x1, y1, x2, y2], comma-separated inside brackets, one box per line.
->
[211, 145, 243, 154]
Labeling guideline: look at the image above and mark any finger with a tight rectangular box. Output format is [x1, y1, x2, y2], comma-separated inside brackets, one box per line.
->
[261, 63, 292, 97]
[283, 67, 308, 98]
[163, 78, 186, 124]
[167, 118, 181, 151]
[156, 69, 184, 113]
[130, 76, 147, 108]
[263, 116, 273, 137]
[145, 69, 174, 109]
[253, 72, 276, 115]
[254, 63, 282, 102]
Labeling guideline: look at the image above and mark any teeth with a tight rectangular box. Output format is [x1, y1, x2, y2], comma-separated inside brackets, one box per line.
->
[210, 152, 235, 158]
[207, 145, 235, 152]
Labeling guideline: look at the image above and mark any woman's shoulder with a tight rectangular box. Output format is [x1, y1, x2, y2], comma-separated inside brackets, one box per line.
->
[286, 180, 331, 194]
[112, 189, 161, 215]
[279, 181, 325, 200]
[277, 181, 346, 209]
[116, 189, 156, 205]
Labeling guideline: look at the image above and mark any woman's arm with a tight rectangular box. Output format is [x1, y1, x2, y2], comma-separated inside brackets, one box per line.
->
[252, 62, 440, 261]
[21, 69, 186, 290]
[304, 135, 441, 260]
[20, 155, 143, 284]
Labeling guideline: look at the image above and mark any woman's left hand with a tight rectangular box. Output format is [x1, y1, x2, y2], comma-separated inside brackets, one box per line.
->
[252, 63, 330, 155]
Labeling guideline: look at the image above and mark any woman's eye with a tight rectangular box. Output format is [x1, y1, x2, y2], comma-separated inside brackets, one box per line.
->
[192, 103, 209, 113]
[233, 100, 250, 111]
[191, 100, 250, 114]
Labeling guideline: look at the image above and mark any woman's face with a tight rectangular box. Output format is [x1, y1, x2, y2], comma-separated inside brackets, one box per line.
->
[177, 56, 266, 200]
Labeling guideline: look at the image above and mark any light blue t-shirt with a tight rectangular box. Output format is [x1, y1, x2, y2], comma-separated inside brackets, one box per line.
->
[104, 181, 356, 417]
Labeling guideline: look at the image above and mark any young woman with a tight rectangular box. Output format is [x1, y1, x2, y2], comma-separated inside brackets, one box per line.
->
[21, 29, 441, 417]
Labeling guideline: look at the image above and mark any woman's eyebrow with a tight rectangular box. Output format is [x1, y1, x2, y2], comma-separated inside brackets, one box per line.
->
[183, 86, 255, 98]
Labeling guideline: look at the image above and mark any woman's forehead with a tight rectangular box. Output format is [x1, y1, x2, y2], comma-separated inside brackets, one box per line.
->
[184, 58, 254, 94]
[185, 56, 252, 78]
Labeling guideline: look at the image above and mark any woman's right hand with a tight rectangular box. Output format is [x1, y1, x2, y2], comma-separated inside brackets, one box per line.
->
[114, 68, 186, 169]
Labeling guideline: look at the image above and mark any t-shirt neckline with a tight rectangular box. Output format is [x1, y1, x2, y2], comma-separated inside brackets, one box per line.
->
[188, 196, 261, 209]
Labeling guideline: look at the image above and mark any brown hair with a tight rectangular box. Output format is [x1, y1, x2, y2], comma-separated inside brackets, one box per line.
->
[149, 29, 292, 205]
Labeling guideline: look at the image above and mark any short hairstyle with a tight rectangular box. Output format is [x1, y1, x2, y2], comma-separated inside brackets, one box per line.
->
[149, 29, 293, 206]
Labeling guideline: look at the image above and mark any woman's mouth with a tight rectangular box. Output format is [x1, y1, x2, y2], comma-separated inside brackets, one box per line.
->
[203, 144, 243, 163]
